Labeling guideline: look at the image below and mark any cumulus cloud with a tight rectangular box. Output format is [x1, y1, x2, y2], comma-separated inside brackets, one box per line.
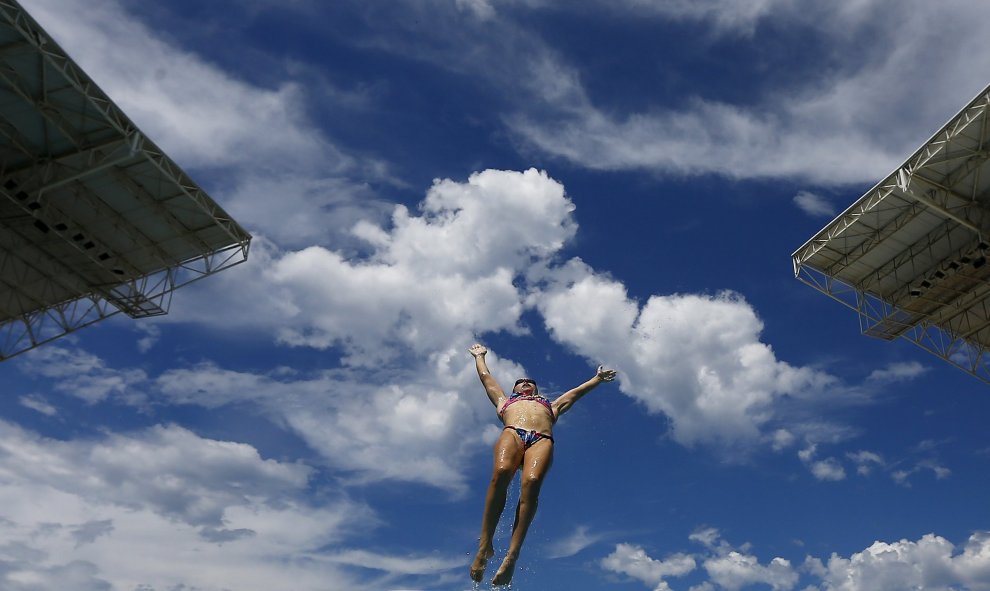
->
[535, 266, 839, 451]
[797, 444, 847, 481]
[704, 552, 798, 591]
[601, 543, 697, 589]
[609, 530, 990, 591]
[164, 168, 576, 368]
[817, 532, 990, 591]
[809, 458, 846, 481]
[266, 168, 576, 362]
[606, 529, 798, 591]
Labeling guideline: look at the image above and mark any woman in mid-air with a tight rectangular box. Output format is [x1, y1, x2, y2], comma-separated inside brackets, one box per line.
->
[468, 343, 617, 586]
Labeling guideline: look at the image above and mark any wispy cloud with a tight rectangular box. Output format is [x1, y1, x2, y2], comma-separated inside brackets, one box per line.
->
[847, 450, 885, 476]
[17, 347, 147, 405]
[546, 524, 607, 559]
[892, 460, 951, 487]
[793, 191, 835, 217]
[18, 394, 57, 417]
[867, 361, 929, 383]
[325, 549, 465, 575]
[0, 419, 374, 591]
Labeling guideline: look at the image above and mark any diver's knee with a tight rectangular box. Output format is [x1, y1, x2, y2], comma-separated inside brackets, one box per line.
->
[519, 472, 544, 494]
[492, 464, 516, 484]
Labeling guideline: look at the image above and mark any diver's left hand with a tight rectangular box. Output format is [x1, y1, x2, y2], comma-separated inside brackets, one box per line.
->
[596, 365, 617, 382]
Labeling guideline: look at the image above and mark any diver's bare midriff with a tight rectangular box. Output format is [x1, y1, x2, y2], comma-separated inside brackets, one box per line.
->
[500, 401, 554, 434]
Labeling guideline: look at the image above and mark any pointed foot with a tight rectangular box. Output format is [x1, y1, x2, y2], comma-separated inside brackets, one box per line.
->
[470, 546, 494, 583]
[492, 554, 518, 587]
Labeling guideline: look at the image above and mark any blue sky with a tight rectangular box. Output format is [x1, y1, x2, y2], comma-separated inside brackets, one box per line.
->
[2, 1, 990, 590]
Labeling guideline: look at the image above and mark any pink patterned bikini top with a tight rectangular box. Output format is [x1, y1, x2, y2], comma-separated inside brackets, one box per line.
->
[498, 393, 556, 423]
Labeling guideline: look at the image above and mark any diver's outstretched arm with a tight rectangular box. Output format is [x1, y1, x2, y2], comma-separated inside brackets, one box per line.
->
[552, 365, 617, 418]
[470, 343, 506, 408]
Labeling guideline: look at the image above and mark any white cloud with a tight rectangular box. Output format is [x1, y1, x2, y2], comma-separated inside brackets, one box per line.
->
[891, 460, 951, 487]
[0, 420, 380, 591]
[847, 450, 884, 476]
[501, 1, 990, 185]
[169, 168, 576, 366]
[704, 552, 799, 591]
[0, 558, 112, 591]
[20, 0, 391, 250]
[689, 527, 727, 551]
[547, 524, 606, 559]
[793, 191, 836, 217]
[809, 458, 846, 482]
[134, 323, 161, 354]
[610, 530, 990, 591]
[867, 361, 928, 383]
[535, 266, 839, 451]
[17, 347, 147, 405]
[771, 429, 797, 451]
[604, 0, 786, 34]
[326, 549, 465, 575]
[238, 0, 969, 185]
[19, 0, 334, 176]
[18, 394, 57, 417]
[0, 421, 313, 529]
[611, 529, 799, 591]
[455, 0, 496, 19]
[601, 543, 697, 589]
[797, 444, 817, 463]
[155, 347, 526, 493]
[819, 533, 990, 591]
[690, 528, 799, 591]
[509, 98, 892, 184]
[797, 444, 847, 481]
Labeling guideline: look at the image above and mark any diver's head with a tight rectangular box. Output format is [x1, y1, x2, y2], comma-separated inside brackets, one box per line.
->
[513, 378, 539, 396]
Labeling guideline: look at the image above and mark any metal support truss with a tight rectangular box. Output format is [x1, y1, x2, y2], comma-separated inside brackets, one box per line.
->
[0, 0, 253, 361]
[792, 83, 990, 385]
[795, 264, 990, 384]
[0, 241, 248, 360]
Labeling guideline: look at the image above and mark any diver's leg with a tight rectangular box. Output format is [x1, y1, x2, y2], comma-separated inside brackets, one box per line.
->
[471, 429, 523, 582]
[492, 438, 553, 586]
